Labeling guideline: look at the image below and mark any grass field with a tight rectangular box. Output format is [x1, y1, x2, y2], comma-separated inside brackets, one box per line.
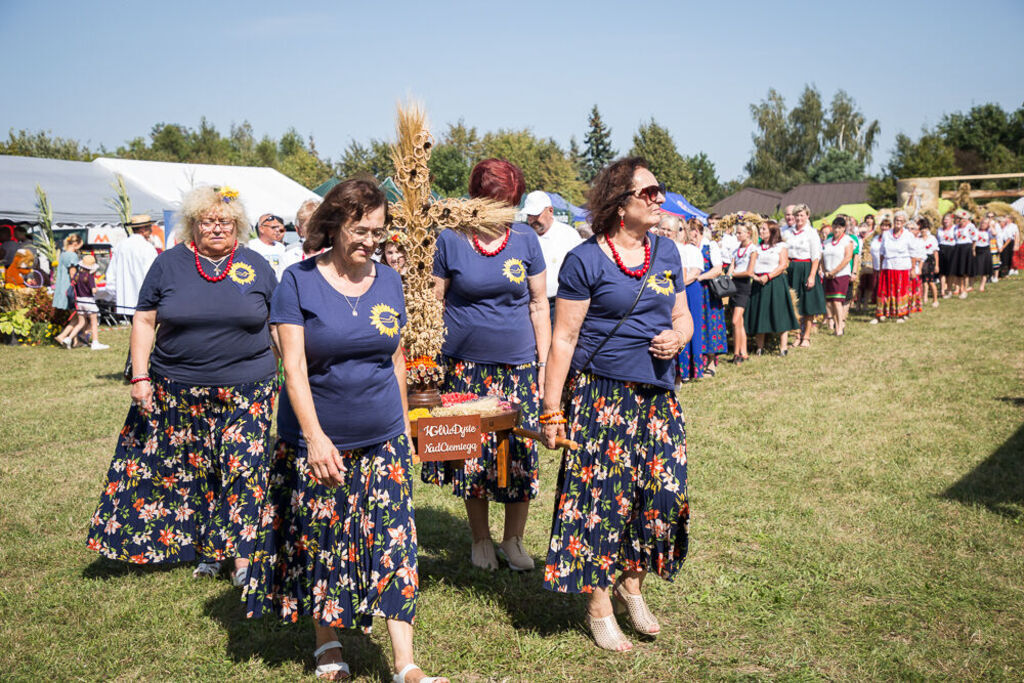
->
[1, 279, 1022, 681]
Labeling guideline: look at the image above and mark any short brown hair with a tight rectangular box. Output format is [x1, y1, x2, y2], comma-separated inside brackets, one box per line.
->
[304, 179, 389, 252]
[587, 157, 650, 236]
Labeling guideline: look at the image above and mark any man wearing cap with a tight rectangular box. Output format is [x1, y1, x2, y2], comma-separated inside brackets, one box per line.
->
[523, 190, 582, 318]
[248, 213, 287, 277]
[107, 214, 159, 316]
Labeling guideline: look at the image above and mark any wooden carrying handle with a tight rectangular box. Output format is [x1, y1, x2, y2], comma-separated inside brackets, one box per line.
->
[512, 427, 579, 451]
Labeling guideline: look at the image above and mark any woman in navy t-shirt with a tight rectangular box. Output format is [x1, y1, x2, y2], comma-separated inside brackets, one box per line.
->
[421, 159, 551, 574]
[540, 158, 693, 653]
[243, 180, 445, 683]
[86, 185, 278, 586]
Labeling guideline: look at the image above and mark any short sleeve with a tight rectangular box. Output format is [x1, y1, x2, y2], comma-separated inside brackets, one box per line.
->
[135, 257, 164, 311]
[557, 251, 591, 300]
[270, 268, 304, 326]
[524, 229, 546, 277]
[709, 242, 723, 267]
[810, 233, 823, 260]
[432, 230, 450, 278]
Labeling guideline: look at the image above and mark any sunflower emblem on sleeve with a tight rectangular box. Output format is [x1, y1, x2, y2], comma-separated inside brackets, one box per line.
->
[646, 270, 675, 296]
[502, 258, 527, 284]
[228, 262, 256, 285]
[370, 303, 401, 337]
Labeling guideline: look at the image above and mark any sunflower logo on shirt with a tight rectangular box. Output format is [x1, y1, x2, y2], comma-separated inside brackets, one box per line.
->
[502, 258, 527, 284]
[646, 270, 675, 296]
[370, 303, 401, 338]
[228, 262, 256, 285]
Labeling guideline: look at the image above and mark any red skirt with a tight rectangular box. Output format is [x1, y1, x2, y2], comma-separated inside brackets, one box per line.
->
[876, 269, 911, 319]
[909, 275, 922, 313]
[1014, 245, 1024, 270]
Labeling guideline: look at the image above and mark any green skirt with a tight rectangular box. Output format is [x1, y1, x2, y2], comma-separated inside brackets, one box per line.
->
[745, 275, 799, 334]
[787, 260, 826, 316]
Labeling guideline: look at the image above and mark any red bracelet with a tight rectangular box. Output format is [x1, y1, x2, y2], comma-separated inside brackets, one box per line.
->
[130, 376, 151, 384]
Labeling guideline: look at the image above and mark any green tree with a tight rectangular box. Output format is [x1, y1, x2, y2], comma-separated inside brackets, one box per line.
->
[684, 152, 722, 207]
[428, 120, 482, 196]
[808, 148, 865, 184]
[630, 119, 701, 205]
[0, 129, 94, 160]
[568, 135, 585, 182]
[867, 129, 958, 206]
[582, 105, 615, 181]
[336, 139, 394, 181]
[480, 129, 586, 204]
[823, 89, 880, 166]
[745, 88, 804, 191]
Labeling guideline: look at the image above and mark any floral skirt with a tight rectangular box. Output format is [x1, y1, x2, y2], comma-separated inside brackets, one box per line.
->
[876, 269, 911, 319]
[544, 372, 689, 593]
[86, 373, 276, 564]
[420, 357, 539, 503]
[699, 282, 728, 355]
[909, 275, 923, 313]
[678, 280, 705, 380]
[244, 437, 418, 630]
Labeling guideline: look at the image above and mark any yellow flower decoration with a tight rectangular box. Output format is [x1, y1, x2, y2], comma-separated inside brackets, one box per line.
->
[646, 270, 675, 296]
[370, 303, 401, 337]
[502, 258, 527, 284]
[217, 186, 239, 203]
[228, 262, 256, 285]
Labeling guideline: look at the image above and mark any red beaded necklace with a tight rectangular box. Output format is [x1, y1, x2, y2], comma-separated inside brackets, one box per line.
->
[472, 228, 510, 256]
[606, 234, 651, 278]
[831, 234, 844, 246]
[736, 244, 751, 261]
[191, 241, 237, 282]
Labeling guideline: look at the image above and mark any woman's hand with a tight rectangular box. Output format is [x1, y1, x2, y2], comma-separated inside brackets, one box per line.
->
[542, 421, 565, 450]
[130, 380, 154, 412]
[537, 364, 546, 402]
[405, 428, 417, 460]
[307, 432, 343, 487]
[806, 276, 816, 289]
[649, 329, 681, 359]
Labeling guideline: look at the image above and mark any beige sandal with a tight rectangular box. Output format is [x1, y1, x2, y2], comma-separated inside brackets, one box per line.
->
[613, 582, 660, 635]
[585, 613, 633, 652]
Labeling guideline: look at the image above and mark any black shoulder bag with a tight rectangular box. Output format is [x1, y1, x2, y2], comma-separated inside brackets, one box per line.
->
[581, 236, 661, 371]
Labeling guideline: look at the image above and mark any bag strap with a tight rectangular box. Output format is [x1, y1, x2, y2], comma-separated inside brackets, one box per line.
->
[582, 235, 660, 371]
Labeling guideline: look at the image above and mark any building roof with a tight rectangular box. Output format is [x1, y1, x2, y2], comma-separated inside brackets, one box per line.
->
[709, 188, 784, 216]
[779, 182, 869, 216]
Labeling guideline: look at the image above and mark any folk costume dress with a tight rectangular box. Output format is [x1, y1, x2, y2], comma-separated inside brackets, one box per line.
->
[87, 243, 278, 565]
[698, 239, 728, 357]
[974, 228, 994, 278]
[745, 241, 798, 334]
[937, 225, 956, 278]
[876, 229, 914, 319]
[784, 226, 826, 318]
[544, 234, 689, 593]
[952, 223, 976, 278]
[908, 234, 925, 313]
[921, 233, 940, 284]
[244, 261, 418, 630]
[421, 224, 545, 503]
[677, 242, 705, 380]
[729, 243, 755, 310]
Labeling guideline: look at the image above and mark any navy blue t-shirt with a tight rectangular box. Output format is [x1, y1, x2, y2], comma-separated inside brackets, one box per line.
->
[433, 224, 545, 365]
[137, 243, 277, 386]
[558, 234, 682, 390]
[272, 259, 406, 450]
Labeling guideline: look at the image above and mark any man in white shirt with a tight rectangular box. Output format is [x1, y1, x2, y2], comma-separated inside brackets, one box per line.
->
[997, 214, 1018, 277]
[282, 198, 322, 270]
[780, 204, 797, 237]
[248, 213, 287, 278]
[523, 190, 583, 316]
[106, 214, 158, 316]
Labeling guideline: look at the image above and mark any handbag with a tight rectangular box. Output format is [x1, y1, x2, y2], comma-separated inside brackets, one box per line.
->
[581, 236, 660, 370]
[708, 274, 737, 299]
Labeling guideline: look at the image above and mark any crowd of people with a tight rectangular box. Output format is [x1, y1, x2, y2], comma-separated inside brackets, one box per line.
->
[80, 156, 1020, 681]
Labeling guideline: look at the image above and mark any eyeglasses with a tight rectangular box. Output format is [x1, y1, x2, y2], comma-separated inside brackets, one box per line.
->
[348, 227, 387, 241]
[198, 219, 235, 231]
[627, 182, 666, 203]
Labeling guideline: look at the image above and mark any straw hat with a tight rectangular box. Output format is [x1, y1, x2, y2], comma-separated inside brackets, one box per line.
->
[80, 253, 99, 271]
[126, 214, 155, 230]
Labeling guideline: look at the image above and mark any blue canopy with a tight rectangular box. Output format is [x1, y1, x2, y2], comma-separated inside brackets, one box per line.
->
[660, 191, 707, 222]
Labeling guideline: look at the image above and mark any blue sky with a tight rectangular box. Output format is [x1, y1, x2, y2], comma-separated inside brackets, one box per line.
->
[2, 0, 1021, 183]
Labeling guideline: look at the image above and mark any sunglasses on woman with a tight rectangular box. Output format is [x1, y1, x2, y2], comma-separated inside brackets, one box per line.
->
[625, 182, 666, 203]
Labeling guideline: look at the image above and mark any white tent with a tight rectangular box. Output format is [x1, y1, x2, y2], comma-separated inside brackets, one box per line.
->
[0, 155, 165, 225]
[95, 158, 319, 226]
[1011, 197, 1024, 215]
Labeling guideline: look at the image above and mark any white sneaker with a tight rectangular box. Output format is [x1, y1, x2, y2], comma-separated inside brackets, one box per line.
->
[498, 536, 535, 571]
[932, 301, 939, 308]
[869, 318, 879, 325]
[91, 341, 110, 350]
[896, 318, 906, 324]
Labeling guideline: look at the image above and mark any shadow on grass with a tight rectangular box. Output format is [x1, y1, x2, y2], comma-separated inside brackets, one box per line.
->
[81, 556, 183, 579]
[95, 372, 128, 383]
[415, 504, 584, 638]
[203, 590, 391, 679]
[942, 420, 1024, 519]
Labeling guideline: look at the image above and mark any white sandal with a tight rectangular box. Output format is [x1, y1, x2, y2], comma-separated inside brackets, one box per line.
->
[231, 565, 248, 588]
[314, 641, 350, 680]
[393, 662, 445, 682]
[613, 582, 660, 635]
[585, 613, 633, 652]
[192, 561, 221, 578]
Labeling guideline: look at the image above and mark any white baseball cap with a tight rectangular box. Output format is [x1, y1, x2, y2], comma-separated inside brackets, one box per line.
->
[522, 191, 552, 216]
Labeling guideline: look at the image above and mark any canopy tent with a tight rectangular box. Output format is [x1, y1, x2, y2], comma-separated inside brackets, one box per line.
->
[659, 191, 708, 222]
[937, 198, 955, 216]
[813, 202, 877, 228]
[521, 191, 588, 225]
[0, 155, 165, 225]
[379, 177, 442, 204]
[314, 178, 340, 196]
[1013, 197, 1024, 214]
[95, 158, 320, 226]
